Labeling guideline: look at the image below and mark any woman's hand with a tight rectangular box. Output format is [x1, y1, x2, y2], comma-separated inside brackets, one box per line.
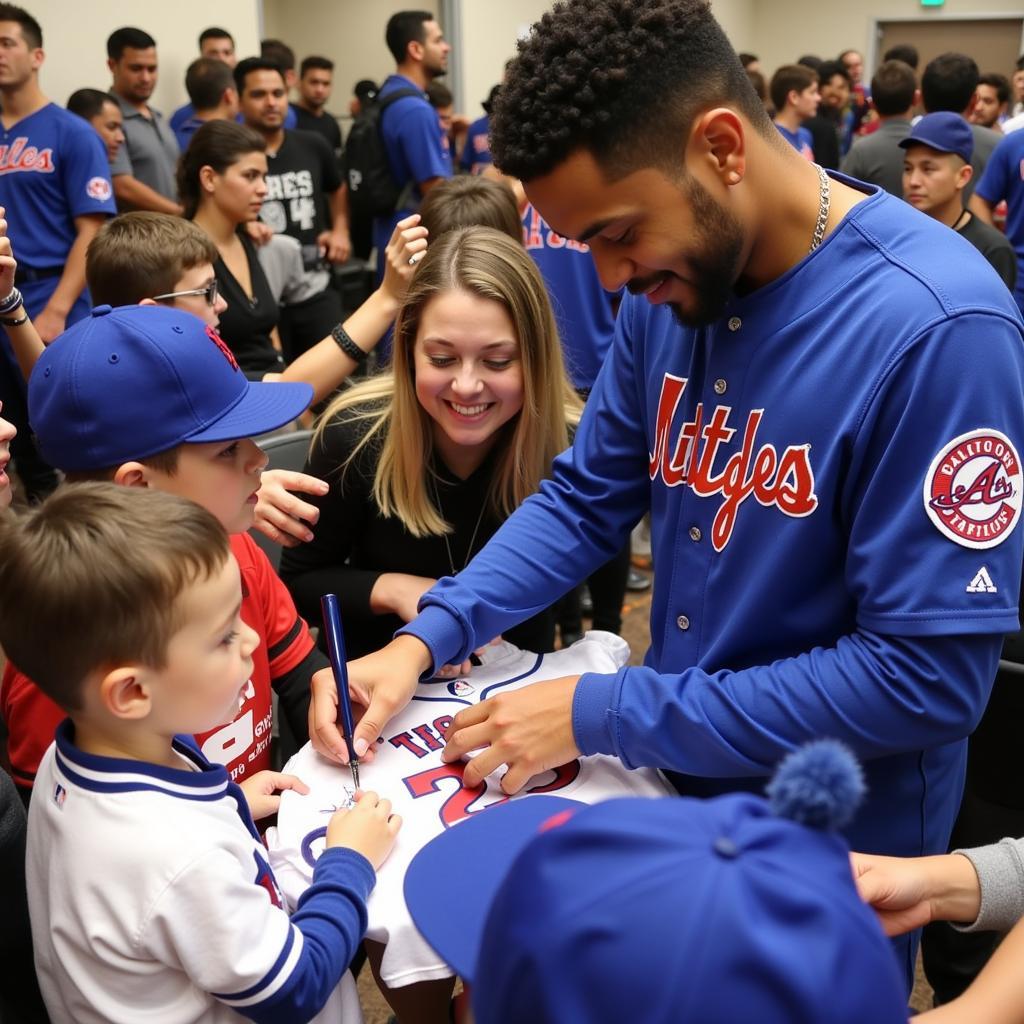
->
[252, 469, 329, 547]
[380, 214, 429, 307]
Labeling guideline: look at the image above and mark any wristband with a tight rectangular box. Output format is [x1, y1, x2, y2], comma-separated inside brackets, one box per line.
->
[331, 323, 368, 364]
[0, 287, 23, 315]
[0, 312, 28, 327]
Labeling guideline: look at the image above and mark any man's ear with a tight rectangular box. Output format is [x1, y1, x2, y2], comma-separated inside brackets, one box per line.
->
[691, 107, 746, 186]
[956, 161, 974, 191]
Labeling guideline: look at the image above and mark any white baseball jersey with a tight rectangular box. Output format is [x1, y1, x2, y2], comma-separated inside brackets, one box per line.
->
[28, 724, 364, 1024]
[266, 632, 673, 988]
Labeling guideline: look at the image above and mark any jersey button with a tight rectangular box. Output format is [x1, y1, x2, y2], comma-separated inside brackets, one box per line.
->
[727, 316, 742, 332]
[676, 614, 690, 631]
[688, 526, 702, 542]
[713, 378, 727, 395]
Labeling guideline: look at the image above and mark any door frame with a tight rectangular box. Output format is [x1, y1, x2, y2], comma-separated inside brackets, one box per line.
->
[869, 13, 1024, 72]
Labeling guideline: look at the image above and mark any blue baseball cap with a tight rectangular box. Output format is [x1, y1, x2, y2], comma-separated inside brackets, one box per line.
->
[899, 112, 974, 164]
[29, 305, 313, 472]
[406, 742, 908, 1024]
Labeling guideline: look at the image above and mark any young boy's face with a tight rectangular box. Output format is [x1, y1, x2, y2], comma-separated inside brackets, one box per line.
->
[148, 556, 260, 737]
[161, 262, 228, 328]
[146, 438, 269, 535]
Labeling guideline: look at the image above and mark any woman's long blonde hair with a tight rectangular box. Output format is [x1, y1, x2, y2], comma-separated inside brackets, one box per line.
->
[314, 227, 582, 537]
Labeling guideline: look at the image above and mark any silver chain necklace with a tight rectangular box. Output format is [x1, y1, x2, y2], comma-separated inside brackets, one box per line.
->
[431, 477, 488, 575]
[810, 164, 831, 253]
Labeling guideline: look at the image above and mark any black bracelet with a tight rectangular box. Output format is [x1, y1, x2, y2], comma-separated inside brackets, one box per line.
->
[0, 312, 28, 327]
[331, 323, 368, 364]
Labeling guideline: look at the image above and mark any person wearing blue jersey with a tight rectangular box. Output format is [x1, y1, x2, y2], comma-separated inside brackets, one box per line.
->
[317, 0, 1024, 994]
[0, 2, 114, 500]
[460, 85, 499, 175]
[771, 63, 819, 160]
[971, 129, 1024, 316]
[172, 57, 238, 152]
[373, 11, 452, 268]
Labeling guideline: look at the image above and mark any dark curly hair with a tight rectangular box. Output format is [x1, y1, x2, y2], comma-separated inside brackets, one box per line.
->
[490, 0, 771, 182]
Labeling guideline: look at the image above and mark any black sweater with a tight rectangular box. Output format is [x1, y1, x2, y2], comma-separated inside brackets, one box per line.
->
[280, 411, 557, 660]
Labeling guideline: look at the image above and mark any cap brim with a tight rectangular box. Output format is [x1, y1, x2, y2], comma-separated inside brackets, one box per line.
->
[186, 380, 313, 444]
[405, 796, 581, 980]
[898, 134, 963, 159]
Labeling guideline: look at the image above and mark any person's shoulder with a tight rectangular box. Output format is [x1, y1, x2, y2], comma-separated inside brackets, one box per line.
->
[848, 186, 1020, 321]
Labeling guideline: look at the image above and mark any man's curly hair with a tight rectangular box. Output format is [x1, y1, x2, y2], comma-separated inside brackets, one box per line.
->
[491, 0, 772, 182]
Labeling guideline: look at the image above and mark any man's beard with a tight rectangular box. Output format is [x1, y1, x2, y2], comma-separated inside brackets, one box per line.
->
[626, 174, 744, 328]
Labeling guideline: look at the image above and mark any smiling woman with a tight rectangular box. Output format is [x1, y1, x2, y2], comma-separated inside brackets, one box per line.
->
[280, 227, 582, 662]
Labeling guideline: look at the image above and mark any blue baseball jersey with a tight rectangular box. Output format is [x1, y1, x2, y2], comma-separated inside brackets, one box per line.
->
[975, 130, 1024, 315]
[776, 123, 815, 161]
[522, 202, 616, 390]
[460, 114, 492, 174]
[0, 103, 115, 268]
[405, 177, 1024, 895]
[372, 74, 452, 262]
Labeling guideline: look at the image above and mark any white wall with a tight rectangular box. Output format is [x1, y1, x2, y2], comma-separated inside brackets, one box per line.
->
[29, 0, 261, 117]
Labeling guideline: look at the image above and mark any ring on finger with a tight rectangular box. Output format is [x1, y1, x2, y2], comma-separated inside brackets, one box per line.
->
[408, 251, 424, 266]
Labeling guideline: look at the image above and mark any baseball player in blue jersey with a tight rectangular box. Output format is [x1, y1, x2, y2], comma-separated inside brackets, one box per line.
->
[314, 0, 1024, 990]
[0, 3, 114, 498]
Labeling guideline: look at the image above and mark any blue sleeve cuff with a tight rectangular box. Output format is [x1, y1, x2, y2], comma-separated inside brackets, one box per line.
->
[572, 672, 618, 758]
[397, 602, 469, 674]
[310, 846, 376, 903]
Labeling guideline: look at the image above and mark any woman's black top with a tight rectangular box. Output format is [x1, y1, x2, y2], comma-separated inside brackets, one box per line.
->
[280, 410, 557, 660]
[213, 230, 286, 378]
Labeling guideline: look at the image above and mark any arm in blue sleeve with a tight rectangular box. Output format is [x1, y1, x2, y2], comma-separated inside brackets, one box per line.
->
[237, 848, 374, 1023]
[400, 297, 653, 669]
[574, 628, 1000, 775]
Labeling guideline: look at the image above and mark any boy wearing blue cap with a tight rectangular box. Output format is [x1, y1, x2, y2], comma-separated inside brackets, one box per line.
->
[0, 482, 401, 1023]
[1, 304, 331, 799]
[901, 111, 1016, 291]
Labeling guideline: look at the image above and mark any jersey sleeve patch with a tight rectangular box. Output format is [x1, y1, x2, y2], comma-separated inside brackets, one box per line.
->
[923, 428, 1022, 549]
[85, 176, 112, 201]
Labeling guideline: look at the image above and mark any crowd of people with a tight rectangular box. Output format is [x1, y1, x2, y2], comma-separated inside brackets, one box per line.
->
[0, 0, 1024, 1021]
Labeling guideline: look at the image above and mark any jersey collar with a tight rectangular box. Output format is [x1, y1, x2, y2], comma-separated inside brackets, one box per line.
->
[53, 719, 230, 801]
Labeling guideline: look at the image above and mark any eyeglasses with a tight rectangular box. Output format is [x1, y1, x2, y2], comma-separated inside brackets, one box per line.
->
[151, 280, 220, 307]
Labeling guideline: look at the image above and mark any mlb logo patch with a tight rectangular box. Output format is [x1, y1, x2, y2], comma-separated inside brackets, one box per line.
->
[85, 176, 111, 201]
[53, 783, 66, 809]
[447, 679, 474, 697]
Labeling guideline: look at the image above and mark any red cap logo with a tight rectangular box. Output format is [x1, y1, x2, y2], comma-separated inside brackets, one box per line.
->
[205, 325, 239, 372]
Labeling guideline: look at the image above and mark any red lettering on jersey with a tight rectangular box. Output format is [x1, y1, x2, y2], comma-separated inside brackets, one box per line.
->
[523, 206, 544, 250]
[0, 136, 55, 175]
[404, 759, 581, 828]
[649, 373, 818, 550]
[389, 731, 431, 758]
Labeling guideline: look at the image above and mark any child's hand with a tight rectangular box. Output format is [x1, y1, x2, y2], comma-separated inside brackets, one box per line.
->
[326, 790, 401, 870]
[239, 771, 310, 820]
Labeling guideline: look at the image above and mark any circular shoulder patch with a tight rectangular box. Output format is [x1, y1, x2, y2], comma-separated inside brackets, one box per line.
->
[923, 429, 1022, 549]
[85, 176, 111, 201]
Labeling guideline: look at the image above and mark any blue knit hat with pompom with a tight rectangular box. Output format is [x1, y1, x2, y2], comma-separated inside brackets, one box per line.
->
[406, 739, 907, 1024]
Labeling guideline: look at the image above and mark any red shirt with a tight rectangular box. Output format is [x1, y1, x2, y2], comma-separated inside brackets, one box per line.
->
[2, 533, 314, 790]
